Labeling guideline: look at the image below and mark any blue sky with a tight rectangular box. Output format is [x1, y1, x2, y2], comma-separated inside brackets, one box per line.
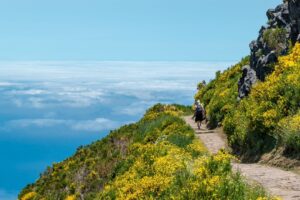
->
[0, 0, 281, 61]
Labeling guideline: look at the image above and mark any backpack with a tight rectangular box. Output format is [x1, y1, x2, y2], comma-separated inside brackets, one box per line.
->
[196, 105, 206, 120]
[196, 105, 202, 113]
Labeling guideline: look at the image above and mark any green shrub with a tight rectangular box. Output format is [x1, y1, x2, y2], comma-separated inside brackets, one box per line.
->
[19, 104, 270, 200]
[263, 27, 287, 54]
[277, 113, 300, 153]
[195, 56, 249, 128]
[198, 43, 300, 158]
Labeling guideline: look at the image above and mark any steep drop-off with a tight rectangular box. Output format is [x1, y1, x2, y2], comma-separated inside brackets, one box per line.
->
[19, 104, 270, 200]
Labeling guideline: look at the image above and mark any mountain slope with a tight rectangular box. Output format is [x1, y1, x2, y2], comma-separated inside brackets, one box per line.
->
[19, 104, 270, 200]
[196, 33, 300, 169]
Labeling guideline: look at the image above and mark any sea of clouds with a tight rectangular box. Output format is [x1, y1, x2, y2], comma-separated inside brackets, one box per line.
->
[0, 61, 234, 199]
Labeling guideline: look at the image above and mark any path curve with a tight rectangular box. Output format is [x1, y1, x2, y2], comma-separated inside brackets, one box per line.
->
[183, 116, 300, 200]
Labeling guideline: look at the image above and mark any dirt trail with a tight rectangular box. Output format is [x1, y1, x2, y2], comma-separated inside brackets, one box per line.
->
[183, 116, 300, 200]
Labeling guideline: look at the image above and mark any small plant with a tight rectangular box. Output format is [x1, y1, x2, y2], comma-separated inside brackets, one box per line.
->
[277, 113, 300, 153]
[263, 27, 287, 54]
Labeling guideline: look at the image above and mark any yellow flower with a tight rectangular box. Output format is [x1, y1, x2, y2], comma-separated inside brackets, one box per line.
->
[256, 197, 268, 200]
[213, 151, 233, 162]
[65, 195, 76, 200]
[21, 192, 37, 200]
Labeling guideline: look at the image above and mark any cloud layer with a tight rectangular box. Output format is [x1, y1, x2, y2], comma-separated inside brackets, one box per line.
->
[0, 61, 234, 138]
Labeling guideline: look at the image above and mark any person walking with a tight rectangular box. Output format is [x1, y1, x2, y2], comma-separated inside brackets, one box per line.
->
[194, 100, 204, 130]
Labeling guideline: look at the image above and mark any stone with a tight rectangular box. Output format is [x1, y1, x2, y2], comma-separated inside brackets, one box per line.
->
[297, 34, 300, 42]
[266, 9, 275, 20]
[238, 65, 257, 99]
[238, 0, 300, 98]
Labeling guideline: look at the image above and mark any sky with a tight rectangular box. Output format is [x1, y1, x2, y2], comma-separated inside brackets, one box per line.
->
[0, 0, 282, 61]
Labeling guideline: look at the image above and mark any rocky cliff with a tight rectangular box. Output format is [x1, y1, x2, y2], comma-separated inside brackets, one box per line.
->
[238, 0, 300, 98]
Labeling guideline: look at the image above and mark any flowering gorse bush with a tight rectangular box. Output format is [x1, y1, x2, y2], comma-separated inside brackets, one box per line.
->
[99, 147, 268, 200]
[19, 104, 271, 200]
[195, 56, 249, 128]
[197, 43, 300, 158]
[97, 106, 270, 200]
[225, 43, 300, 156]
[277, 112, 300, 153]
[20, 192, 37, 200]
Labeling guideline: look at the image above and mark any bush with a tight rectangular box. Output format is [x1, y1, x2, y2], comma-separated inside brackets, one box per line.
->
[230, 43, 300, 156]
[198, 43, 300, 157]
[19, 104, 271, 200]
[263, 27, 287, 54]
[195, 56, 249, 128]
[277, 113, 300, 153]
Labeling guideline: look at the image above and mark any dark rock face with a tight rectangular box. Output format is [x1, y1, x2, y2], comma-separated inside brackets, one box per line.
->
[238, 65, 257, 99]
[289, 0, 300, 42]
[238, 0, 300, 98]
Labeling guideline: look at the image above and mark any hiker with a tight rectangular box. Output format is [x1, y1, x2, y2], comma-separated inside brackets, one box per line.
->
[194, 100, 205, 130]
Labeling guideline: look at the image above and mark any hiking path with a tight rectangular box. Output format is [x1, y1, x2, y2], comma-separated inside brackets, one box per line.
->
[183, 116, 300, 200]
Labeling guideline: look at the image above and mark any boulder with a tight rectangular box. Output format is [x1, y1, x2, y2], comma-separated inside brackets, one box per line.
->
[238, 0, 300, 98]
[238, 65, 257, 99]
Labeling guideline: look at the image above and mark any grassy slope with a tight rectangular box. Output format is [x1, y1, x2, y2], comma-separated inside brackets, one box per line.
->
[195, 44, 300, 164]
[19, 104, 269, 200]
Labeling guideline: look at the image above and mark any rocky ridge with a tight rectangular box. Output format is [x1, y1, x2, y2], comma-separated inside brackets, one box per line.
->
[239, 0, 300, 98]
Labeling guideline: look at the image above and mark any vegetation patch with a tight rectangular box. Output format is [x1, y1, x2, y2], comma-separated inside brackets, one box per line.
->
[263, 27, 287, 54]
[196, 43, 300, 163]
[19, 104, 271, 200]
[195, 56, 249, 128]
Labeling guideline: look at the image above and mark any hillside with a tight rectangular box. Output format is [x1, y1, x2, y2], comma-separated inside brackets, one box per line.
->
[195, 0, 300, 169]
[19, 104, 271, 200]
[18, 0, 300, 199]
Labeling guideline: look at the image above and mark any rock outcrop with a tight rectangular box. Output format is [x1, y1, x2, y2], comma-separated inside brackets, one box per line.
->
[238, 65, 257, 99]
[238, 0, 300, 98]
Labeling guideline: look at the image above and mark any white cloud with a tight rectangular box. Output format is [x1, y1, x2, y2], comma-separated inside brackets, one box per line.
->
[10, 97, 45, 109]
[9, 89, 47, 95]
[7, 118, 119, 133]
[0, 61, 237, 135]
[6, 85, 106, 108]
[56, 89, 105, 107]
[9, 119, 67, 128]
[112, 80, 192, 91]
[28, 97, 45, 108]
[0, 82, 16, 87]
[118, 106, 146, 116]
[116, 101, 151, 116]
[71, 118, 118, 131]
[0, 61, 236, 109]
